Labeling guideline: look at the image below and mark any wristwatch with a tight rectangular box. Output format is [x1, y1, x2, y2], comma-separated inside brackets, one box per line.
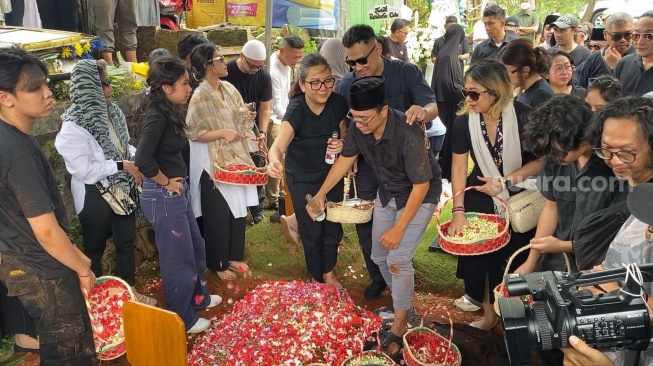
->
[503, 178, 513, 189]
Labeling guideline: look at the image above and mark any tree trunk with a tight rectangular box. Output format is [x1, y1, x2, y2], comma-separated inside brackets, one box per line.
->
[581, 0, 597, 24]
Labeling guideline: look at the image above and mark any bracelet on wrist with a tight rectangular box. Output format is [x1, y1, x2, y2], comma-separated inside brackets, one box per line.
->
[116, 161, 124, 171]
[163, 178, 170, 187]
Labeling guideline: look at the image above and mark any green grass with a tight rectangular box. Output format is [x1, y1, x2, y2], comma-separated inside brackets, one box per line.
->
[244, 208, 463, 297]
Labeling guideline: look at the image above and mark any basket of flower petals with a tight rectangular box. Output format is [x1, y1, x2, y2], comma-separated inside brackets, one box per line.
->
[402, 308, 462, 366]
[213, 137, 268, 186]
[340, 339, 396, 366]
[327, 173, 374, 224]
[84, 276, 135, 360]
[436, 186, 510, 256]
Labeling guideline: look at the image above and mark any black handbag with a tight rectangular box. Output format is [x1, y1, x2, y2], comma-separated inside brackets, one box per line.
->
[572, 201, 630, 270]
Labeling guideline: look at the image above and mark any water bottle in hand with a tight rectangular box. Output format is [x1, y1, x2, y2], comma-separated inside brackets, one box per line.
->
[325, 131, 339, 164]
[305, 194, 326, 221]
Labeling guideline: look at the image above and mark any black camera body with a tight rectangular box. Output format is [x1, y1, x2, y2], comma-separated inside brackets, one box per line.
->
[499, 269, 651, 365]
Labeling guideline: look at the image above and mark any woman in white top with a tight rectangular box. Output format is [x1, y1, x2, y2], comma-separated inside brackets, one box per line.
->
[55, 60, 155, 304]
[186, 43, 258, 281]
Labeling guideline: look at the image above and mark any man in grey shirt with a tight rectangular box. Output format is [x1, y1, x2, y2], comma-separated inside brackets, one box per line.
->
[387, 18, 410, 61]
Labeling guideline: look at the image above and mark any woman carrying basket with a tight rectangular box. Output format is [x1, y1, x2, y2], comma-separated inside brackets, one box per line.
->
[268, 54, 348, 288]
[448, 59, 542, 330]
[186, 43, 259, 281]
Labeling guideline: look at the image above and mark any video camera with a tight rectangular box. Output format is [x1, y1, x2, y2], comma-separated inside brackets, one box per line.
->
[498, 264, 653, 364]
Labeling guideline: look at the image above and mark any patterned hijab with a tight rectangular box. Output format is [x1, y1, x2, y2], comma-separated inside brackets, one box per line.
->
[61, 60, 138, 214]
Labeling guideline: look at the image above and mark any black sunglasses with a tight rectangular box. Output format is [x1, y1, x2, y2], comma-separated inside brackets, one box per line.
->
[588, 77, 619, 89]
[462, 89, 491, 101]
[345, 44, 376, 67]
[606, 32, 633, 42]
[587, 44, 602, 50]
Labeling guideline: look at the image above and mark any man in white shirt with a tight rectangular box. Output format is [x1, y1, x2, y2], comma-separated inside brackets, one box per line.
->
[267, 35, 305, 210]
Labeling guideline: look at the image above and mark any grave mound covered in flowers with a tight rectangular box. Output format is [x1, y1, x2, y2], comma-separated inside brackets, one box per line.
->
[188, 280, 383, 366]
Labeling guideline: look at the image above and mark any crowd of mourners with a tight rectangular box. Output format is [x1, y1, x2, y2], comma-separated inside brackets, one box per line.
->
[1, 2, 653, 365]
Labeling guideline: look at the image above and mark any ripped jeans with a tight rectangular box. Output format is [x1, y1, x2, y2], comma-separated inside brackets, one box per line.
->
[371, 197, 436, 311]
[0, 254, 98, 365]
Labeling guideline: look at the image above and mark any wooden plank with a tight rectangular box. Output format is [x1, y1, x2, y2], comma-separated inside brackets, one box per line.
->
[123, 300, 187, 366]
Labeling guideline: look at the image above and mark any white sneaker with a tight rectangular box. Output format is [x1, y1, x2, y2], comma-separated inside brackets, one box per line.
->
[187, 317, 211, 333]
[454, 295, 481, 312]
[206, 294, 222, 309]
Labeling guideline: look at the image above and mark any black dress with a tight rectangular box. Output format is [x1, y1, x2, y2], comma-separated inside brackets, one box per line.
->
[451, 101, 536, 304]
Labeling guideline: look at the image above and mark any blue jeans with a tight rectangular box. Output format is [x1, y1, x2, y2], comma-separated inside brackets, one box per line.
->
[140, 179, 210, 330]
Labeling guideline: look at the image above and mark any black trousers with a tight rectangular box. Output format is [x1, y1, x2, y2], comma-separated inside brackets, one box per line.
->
[0, 255, 98, 365]
[4, 0, 24, 26]
[35, 0, 78, 31]
[352, 172, 385, 283]
[286, 168, 343, 282]
[437, 101, 462, 181]
[248, 153, 266, 218]
[78, 184, 136, 286]
[200, 171, 246, 272]
[0, 281, 36, 338]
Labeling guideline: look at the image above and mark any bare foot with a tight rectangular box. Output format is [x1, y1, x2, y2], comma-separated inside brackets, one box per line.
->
[228, 261, 249, 273]
[217, 269, 237, 280]
[323, 272, 343, 290]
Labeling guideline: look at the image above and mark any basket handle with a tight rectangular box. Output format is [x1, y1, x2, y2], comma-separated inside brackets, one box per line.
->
[217, 136, 269, 167]
[500, 246, 572, 288]
[341, 172, 359, 204]
[435, 185, 508, 227]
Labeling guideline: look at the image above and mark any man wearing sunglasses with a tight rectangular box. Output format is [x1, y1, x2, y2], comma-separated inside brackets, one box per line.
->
[615, 11, 653, 96]
[221, 39, 272, 224]
[575, 12, 634, 89]
[550, 13, 591, 67]
[337, 24, 438, 302]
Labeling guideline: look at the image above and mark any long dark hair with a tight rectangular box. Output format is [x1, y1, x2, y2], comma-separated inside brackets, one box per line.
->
[499, 38, 550, 76]
[289, 53, 332, 99]
[134, 56, 188, 135]
[190, 42, 218, 88]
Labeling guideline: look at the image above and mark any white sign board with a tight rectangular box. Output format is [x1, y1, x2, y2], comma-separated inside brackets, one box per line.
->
[368, 4, 402, 20]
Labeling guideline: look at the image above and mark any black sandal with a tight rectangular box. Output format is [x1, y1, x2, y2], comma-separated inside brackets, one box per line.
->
[381, 331, 404, 356]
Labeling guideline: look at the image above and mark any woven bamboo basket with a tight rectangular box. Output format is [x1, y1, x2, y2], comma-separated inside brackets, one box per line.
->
[327, 173, 374, 224]
[493, 246, 571, 316]
[506, 190, 546, 233]
[340, 350, 396, 365]
[84, 276, 135, 360]
[402, 309, 462, 366]
[436, 186, 511, 256]
[213, 137, 268, 186]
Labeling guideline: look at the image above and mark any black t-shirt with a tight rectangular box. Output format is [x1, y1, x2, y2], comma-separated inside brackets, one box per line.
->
[615, 54, 653, 96]
[222, 60, 272, 120]
[342, 108, 442, 210]
[135, 105, 188, 178]
[284, 93, 349, 174]
[452, 101, 535, 214]
[387, 38, 409, 61]
[516, 78, 554, 108]
[0, 120, 71, 279]
[550, 45, 591, 69]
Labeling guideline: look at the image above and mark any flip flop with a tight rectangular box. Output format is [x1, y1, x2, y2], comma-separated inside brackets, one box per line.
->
[469, 316, 498, 331]
[228, 261, 249, 273]
[381, 330, 404, 357]
[217, 270, 237, 280]
[133, 291, 158, 306]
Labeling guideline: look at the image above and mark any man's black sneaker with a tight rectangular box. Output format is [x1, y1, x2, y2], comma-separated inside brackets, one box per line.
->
[428, 234, 443, 253]
[364, 280, 388, 301]
[270, 211, 280, 223]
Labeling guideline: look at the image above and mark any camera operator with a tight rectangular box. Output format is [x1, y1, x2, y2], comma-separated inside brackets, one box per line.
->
[561, 336, 615, 366]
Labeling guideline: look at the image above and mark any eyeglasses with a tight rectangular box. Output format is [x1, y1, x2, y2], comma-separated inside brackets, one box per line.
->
[349, 110, 379, 127]
[305, 77, 335, 91]
[588, 77, 618, 88]
[244, 57, 265, 70]
[462, 89, 491, 101]
[212, 56, 225, 63]
[587, 44, 603, 51]
[551, 65, 575, 75]
[606, 31, 633, 42]
[593, 147, 637, 163]
[345, 44, 377, 67]
[633, 33, 653, 42]
[397, 30, 409, 35]
[101, 78, 112, 87]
